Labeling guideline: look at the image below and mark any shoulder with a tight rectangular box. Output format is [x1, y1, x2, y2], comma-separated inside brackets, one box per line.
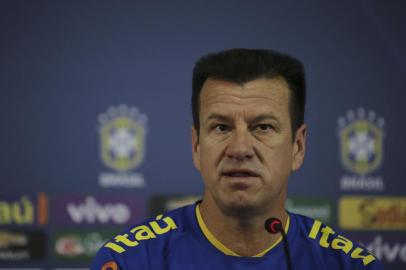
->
[290, 213, 385, 269]
[91, 204, 194, 270]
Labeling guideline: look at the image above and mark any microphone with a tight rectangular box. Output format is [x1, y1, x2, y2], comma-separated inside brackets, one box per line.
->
[264, 218, 293, 270]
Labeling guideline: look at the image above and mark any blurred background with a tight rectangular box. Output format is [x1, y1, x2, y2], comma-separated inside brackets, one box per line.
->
[0, 0, 405, 269]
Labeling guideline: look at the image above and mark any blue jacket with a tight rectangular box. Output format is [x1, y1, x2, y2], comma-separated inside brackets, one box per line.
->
[91, 203, 384, 270]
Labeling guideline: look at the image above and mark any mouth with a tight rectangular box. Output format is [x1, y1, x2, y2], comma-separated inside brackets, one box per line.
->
[220, 169, 260, 190]
[221, 169, 260, 178]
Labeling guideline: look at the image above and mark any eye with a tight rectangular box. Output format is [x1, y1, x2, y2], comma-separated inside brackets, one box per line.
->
[254, 124, 274, 133]
[214, 124, 229, 133]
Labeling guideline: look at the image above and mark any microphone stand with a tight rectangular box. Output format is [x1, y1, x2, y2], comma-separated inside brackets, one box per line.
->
[264, 218, 293, 270]
[280, 229, 293, 270]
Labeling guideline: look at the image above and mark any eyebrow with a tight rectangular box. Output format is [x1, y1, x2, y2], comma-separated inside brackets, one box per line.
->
[250, 114, 279, 123]
[207, 113, 232, 122]
[206, 113, 279, 123]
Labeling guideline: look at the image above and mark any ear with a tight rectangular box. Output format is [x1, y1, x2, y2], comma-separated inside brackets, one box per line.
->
[191, 126, 201, 171]
[291, 124, 307, 171]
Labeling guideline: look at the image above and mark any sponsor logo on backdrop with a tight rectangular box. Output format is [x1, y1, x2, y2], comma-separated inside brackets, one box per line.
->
[51, 269, 88, 270]
[346, 232, 406, 267]
[51, 269, 87, 270]
[148, 195, 201, 217]
[339, 196, 406, 230]
[0, 193, 48, 226]
[53, 229, 116, 261]
[285, 198, 334, 225]
[0, 230, 45, 261]
[53, 195, 144, 225]
[98, 105, 148, 188]
[337, 108, 385, 191]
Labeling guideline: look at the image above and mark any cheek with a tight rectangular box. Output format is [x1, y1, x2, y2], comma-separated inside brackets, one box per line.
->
[199, 143, 224, 172]
[261, 143, 293, 174]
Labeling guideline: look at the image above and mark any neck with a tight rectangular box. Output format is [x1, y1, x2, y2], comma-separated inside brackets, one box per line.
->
[198, 198, 288, 257]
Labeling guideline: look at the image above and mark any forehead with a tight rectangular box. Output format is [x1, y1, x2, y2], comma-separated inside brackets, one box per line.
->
[199, 77, 290, 118]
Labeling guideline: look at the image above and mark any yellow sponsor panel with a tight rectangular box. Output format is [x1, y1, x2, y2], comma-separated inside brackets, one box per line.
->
[339, 196, 406, 230]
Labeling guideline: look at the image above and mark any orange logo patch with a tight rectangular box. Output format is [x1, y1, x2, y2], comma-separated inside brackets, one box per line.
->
[101, 261, 118, 270]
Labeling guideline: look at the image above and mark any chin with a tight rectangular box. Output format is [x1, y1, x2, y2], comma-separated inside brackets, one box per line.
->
[221, 196, 261, 217]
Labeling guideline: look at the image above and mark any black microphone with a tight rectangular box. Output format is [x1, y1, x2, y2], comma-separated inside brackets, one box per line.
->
[264, 217, 293, 270]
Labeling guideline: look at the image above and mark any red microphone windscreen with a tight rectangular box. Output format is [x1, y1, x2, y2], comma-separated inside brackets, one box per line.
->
[264, 217, 283, 234]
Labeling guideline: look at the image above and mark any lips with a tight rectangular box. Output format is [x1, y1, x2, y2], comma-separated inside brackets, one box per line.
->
[221, 169, 259, 178]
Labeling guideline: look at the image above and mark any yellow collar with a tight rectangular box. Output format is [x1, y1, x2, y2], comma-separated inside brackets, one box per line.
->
[195, 204, 290, 257]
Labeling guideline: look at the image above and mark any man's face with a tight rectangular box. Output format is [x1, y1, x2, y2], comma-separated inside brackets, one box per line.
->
[192, 77, 306, 215]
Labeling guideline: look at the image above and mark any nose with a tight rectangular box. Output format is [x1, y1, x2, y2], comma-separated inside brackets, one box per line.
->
[225, 127, 254, 161]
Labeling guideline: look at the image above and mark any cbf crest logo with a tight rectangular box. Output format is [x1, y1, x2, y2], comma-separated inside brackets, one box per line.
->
[97, 105, 148, 188]
[338, 108, 385, 191]
[338, 108, 384, 175]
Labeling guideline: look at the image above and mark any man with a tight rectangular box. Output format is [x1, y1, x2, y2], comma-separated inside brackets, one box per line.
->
[91, 49, 384, 269]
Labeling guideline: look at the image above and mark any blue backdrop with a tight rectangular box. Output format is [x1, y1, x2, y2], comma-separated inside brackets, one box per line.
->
[0, 1, 405, 269]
